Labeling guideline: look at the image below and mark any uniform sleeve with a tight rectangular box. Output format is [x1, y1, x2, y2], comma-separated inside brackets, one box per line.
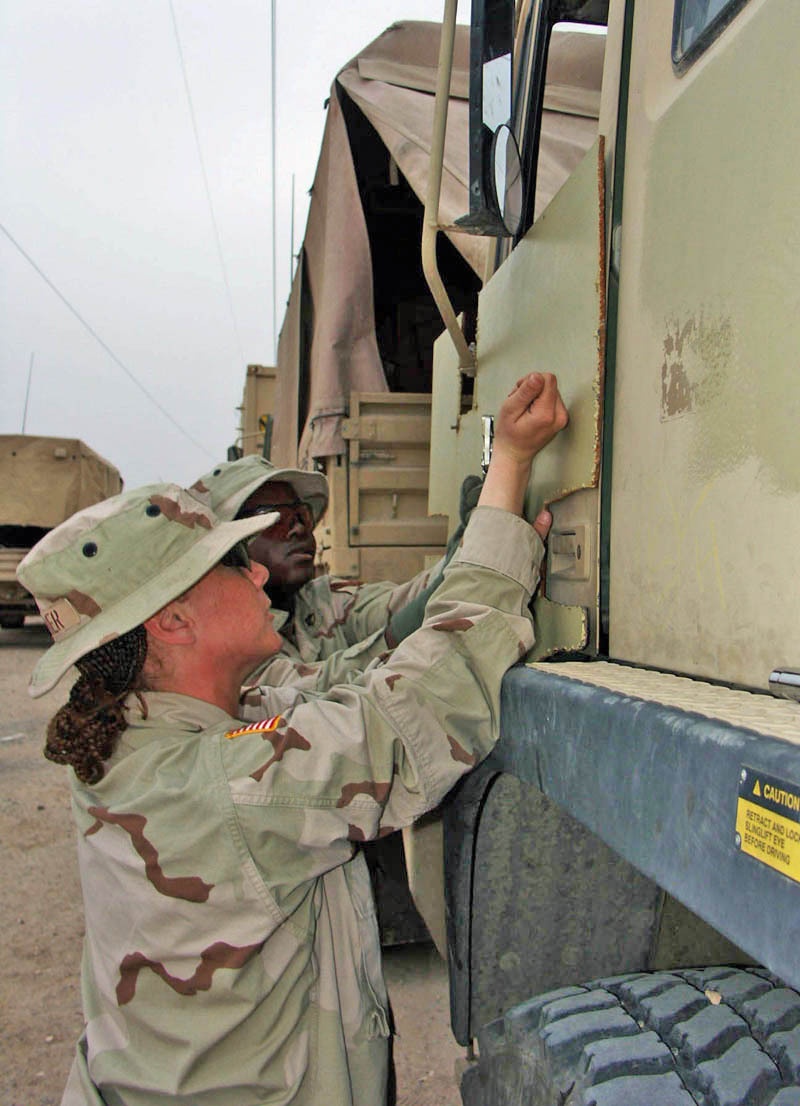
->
[240, 625, 391, 704]
[381, 557, 446, 615]
[325, 562, 443, 646]
[220, 506, 542, 886]
[243, 566, 444, 695]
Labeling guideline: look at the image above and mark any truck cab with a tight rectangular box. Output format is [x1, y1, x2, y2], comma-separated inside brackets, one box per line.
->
[426, 1, 800, 1101]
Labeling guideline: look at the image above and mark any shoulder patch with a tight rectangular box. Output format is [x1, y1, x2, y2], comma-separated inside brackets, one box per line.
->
[225, 715, 282, 740]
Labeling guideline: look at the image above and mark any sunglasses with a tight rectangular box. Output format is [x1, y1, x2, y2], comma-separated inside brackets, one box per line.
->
[237, 498, 315, 538]
[220, 541, 252, 569]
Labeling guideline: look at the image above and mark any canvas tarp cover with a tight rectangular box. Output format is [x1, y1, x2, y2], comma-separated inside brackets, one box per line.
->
[273, 20, 603, 466]
[0, 436, 123, 529]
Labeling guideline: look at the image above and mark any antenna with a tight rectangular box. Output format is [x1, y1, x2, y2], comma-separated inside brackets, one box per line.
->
[22, 352, 34, 433]
[168, 0, 245, 369]
[289, 172, 295, 293]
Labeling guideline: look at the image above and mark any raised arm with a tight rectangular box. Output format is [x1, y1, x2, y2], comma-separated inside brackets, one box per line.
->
[478, 371, 568, 532]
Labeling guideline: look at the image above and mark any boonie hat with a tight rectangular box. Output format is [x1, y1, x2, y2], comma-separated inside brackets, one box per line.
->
[192, 456, 328, 524]
[17, 483, 277, 698]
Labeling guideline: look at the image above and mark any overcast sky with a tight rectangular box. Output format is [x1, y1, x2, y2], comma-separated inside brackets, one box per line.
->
[1, 0, 465, 488]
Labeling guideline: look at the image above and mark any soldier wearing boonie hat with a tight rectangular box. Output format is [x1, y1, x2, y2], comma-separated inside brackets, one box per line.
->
[18, 372, 568, 1106]
[20, 483, 277, 703]
[191, 454, 329, 530]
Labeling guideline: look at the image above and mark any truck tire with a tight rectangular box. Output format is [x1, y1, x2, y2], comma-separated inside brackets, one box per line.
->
[461, 966, 800, 1106]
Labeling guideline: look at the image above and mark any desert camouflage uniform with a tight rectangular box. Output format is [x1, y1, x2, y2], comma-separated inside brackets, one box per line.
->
[246, 559, 444, 694]
[61, 506, 542, 1106]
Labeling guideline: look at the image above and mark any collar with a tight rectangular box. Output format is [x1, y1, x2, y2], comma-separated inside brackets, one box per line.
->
[96, 692, 235, 771]
[121, 690, 233, 738]
[271, 606, 290, 633]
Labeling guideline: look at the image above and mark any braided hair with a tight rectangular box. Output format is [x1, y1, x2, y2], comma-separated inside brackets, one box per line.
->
[45, 625, 148, 785]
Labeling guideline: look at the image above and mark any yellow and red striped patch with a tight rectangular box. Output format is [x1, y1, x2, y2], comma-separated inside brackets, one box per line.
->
[225, 715, 282, 740]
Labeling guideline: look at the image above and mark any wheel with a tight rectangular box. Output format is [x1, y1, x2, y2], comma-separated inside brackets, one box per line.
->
[0, 613, 24, 629]
[461, 967, 800, 1105]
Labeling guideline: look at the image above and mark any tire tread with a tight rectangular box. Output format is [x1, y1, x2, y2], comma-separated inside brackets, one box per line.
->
[464, 967, 800, 1106]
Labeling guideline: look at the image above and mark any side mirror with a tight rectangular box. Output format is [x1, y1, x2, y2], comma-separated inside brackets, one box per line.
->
[456, 0, 521, 237]
[491, 123, 523, 236]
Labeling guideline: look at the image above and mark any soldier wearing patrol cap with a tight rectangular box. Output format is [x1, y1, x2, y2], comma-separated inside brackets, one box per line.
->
[18, 371, 567, 1106]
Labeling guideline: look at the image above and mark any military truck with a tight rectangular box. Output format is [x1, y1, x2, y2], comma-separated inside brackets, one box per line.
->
[0, 436, 122, 629]
[236, 18, 597, 586]
[235, 18, 602, 951]
[253, 2, 800, 1100]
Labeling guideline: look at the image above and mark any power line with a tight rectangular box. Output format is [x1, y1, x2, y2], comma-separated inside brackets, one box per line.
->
[0, 221, 215, 460]
[168, 0, 247, 368]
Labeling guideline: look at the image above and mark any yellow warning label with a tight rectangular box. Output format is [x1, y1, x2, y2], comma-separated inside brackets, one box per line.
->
[753, 780, 761, 797]
[736, 798, 800, 884]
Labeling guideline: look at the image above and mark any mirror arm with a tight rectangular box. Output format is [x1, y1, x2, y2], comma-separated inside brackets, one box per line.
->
[423, 0, 477, 373]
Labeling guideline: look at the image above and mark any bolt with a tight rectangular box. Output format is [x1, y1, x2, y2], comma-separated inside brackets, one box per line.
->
[740, 769, 747, 783]
[735, 833, 741, 848]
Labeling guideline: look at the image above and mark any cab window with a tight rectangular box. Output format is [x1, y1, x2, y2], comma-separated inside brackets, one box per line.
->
[673, 0, 751, 71]
[512, 3, 607, 245]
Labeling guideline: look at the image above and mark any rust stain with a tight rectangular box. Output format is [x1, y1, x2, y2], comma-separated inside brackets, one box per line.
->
[593, 134, 607, 487]
[661, 317, 697, 419]
[660, 312, 734, 424]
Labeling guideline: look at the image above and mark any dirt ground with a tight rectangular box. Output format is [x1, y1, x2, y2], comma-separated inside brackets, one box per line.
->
[0, 622, 465, 1106]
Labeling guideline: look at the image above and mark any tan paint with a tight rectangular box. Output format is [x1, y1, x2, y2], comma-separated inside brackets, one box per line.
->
[610, 0, 800, 688]
[318, 392, 446, 582]
[430, 139, 606, 656]
[238, 364, 277, 457]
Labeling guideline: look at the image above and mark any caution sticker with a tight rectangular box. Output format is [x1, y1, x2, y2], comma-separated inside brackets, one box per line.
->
[736, 766, 800, 884]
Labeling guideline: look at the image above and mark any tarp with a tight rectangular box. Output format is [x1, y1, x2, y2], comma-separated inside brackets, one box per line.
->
[0, 435, 123, 529]
[274, 20, 604, 466]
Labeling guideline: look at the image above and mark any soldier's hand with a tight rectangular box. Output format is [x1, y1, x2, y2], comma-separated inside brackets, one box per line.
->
[478, 373, 568, 517]
[531, 508, 553, 542]
[493, 372, 568, 465]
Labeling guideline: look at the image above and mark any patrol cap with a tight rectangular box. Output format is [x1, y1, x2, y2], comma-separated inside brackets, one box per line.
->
[191, 455, 329, 524]
[17, 483, 278, 699]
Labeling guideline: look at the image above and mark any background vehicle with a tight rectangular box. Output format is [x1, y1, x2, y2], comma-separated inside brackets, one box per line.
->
[0, 436, 122, 629]
[243, 1, 800, 1100]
